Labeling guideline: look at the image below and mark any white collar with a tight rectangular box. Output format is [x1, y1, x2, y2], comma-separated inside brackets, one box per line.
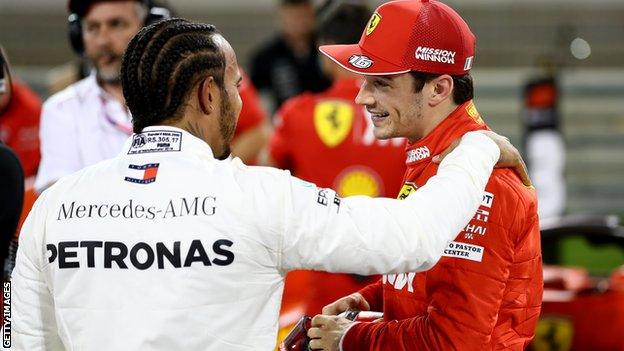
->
[120, 125, 216, 160]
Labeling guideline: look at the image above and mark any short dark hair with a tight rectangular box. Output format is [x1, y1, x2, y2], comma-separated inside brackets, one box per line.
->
[410, 71, 473, 105]
[318, 3, 371, 44]
[121, 18, 226, 133]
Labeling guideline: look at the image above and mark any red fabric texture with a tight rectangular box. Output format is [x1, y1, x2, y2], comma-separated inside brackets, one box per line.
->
[0, 80, 41, 177]
[346, 100, 543, 351]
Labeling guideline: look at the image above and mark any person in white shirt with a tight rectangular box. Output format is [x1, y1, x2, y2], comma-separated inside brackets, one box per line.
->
[35, 0, 156, 192]
[13, 19, 528, 351]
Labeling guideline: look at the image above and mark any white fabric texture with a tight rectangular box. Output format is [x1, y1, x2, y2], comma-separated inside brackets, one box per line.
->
[13, 127, 497, 350]
[35, 74, 132, 192]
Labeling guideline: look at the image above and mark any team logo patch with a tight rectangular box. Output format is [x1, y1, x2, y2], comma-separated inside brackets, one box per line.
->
[335, 168, 381, 197]
[532, 316, 573, 351]
[415, 46, 456, 65]
[124, 163, 160, 184]
[397, 182, 417, 200]
[442, 241, 484, 262]
[128, 130, 182, 155]
[348, 55, 373, 69]
[406, 146, 430, 163]
[464, 56, 474, 71]
[366, 12, 381, 36]
[481, 191, 494, 208]
[465, 101, 483, 124]
[314, 100, 354, 147]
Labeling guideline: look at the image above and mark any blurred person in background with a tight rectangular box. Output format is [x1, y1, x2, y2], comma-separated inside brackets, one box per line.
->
[0, 48, 24, 299]
[311, 1, 542, 350]
[522, 57, 566, 220]
[270, 2, 406, 323]
[0, 45, 41, 178]
[249, 0, 331, 113]
[34, 0, 170, 193]
[36, 0, 268, 193]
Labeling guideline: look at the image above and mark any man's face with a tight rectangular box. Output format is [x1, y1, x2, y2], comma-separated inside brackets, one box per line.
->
[82, 1, 144, 84]
[214, 36, 243, 158]
[355, 73, 426, 142]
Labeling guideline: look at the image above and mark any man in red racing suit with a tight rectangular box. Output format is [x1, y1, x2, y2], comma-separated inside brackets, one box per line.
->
[315, 1, 543, 349]
[342, 100, 543, 350]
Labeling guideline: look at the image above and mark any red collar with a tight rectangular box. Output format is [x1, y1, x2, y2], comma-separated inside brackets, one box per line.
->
[404, 100, 488, 168]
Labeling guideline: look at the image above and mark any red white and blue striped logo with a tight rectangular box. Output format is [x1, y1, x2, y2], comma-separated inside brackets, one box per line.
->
[124, 163, 160, 184]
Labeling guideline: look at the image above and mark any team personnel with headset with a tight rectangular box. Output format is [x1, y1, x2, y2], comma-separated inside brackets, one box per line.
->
[12, 18, 529, 350]
[36, 0, 269, 192]
[35, 0, 171, 193]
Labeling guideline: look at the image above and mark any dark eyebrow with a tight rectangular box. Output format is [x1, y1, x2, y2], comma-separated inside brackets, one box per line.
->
[374, 75, 393, 82]
[236, 76, 243, 86]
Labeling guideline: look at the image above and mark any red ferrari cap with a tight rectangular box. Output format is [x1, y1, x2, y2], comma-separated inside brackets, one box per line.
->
[319, 0, 476, 76]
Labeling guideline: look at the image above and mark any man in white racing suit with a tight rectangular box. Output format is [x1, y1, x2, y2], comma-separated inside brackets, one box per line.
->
[11, 19, 525, 350]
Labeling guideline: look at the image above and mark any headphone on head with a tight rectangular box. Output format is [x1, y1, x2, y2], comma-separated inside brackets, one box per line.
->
[67, 0, 171, 55]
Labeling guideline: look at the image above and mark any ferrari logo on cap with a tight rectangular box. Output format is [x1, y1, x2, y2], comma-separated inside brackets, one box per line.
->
[366, 12, 381, 36]
[314, 101, 354, 148]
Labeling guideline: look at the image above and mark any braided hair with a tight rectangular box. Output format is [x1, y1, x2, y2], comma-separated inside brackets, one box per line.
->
[121, 18, 226, 133]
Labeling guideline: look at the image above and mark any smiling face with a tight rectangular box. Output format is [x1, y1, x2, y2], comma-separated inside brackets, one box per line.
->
[355, 73, 428, 142]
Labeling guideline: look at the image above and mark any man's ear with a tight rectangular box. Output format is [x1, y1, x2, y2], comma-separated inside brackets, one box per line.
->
[429, 74, 454, 107]
[198, 76, 217, 115]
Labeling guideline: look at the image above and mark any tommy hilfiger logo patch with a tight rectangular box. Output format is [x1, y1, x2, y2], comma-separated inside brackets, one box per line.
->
[124, 163, 159, 184]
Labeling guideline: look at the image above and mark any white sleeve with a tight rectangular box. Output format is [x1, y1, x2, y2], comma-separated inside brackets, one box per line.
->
[278, 131, 499, 274]
[34, 100, 81, 193]
[11, 194, 65, 350]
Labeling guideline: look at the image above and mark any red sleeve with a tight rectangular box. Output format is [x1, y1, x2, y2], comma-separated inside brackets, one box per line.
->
[343, 184, 520, 351]
[234, 71, 266, 138]
[357, 279, 383, 312]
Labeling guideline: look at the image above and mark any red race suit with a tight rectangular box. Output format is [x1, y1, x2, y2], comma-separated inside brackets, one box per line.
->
[0, 80, 41, 177]
[270, 77, 406, 316]
[344, 100, 543, 351]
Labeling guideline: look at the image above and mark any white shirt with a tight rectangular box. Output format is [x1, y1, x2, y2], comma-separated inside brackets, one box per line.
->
[12, 127, 498, 351]
[35, 74, 132, 192]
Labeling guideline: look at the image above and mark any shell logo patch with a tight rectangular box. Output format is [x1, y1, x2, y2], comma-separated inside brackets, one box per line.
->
[532, 316, 573, 351]
[335, 168, 381, 197]
[314, 100, 354, 148]
[397, 182, 418, 200]
[366, 12, 381, 36]
[465, 101, 484, 124]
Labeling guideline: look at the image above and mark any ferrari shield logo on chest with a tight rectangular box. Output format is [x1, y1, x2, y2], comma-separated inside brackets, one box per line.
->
[314, 101, 354, 148]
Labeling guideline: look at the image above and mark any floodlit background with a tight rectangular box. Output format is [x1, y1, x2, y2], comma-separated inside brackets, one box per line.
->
[1, 0, 623, 215]
[2, 0, 624, 348]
